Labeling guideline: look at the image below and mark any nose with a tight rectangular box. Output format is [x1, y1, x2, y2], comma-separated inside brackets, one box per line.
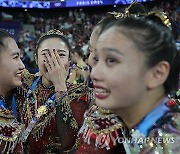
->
[19, 59, 25, 70]
[90, 62, 103, 82]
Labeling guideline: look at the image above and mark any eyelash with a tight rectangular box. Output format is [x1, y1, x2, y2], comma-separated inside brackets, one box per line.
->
[93, 56, 118, 66]
[13, 55, 19, 59]
[42, 53, 66, 57]
[106, 57, 117, 65]
[59, 53, 66, 57]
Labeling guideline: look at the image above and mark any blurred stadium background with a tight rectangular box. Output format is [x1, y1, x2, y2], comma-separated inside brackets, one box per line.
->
[0, 0, 179, 73]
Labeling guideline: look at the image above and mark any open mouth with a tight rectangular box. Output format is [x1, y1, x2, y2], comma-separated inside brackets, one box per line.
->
[94, 88, 110, 99]
[15, 73, 22, 80]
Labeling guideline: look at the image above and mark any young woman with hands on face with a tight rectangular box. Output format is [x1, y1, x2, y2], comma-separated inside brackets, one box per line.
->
[20, 29, 91, 153]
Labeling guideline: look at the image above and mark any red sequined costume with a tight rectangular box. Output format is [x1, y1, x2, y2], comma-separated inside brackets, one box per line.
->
[0, 105, 25, 153]
[17, 69, 91, 153]
[75, 105, 125, 154]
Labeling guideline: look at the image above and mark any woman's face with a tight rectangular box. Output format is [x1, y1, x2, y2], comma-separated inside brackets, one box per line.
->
[91, 27, 149, 112]
[37, 37, 69, 81]
[0, 37, 25, 89]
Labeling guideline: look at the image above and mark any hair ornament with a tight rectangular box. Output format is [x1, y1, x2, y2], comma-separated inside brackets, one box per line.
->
[146, 11, 172, 30]
[108, 0, 138, 19]
[41, 29, 63, 37]
[36, 29, 64, 48]
[109, 0, 172, 30]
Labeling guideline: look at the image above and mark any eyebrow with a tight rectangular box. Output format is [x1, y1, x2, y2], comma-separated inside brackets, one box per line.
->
[102, 47, 124, 56]
[41, 49, 67, 53]
[41, 49, 49, 52]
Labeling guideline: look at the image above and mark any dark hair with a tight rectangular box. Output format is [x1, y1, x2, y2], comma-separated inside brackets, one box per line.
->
[35, 33, 71, 58]
[0, 29, 13, 52]
[171, 20, 179, 40]
[129, 2, 148, 14]
[94, 15, 116, 37]
[94, 2, 148, 38]
[100, 16, 179, 94]
[72, 45, 84, 59]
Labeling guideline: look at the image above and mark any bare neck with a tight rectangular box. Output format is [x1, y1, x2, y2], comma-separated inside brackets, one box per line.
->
[116, 88, 166, 129]
[0, 86, 13, 102]
[0, 86, 9, 98]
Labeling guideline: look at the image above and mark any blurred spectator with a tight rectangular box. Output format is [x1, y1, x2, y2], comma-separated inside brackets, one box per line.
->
[0, 0, 179, 73]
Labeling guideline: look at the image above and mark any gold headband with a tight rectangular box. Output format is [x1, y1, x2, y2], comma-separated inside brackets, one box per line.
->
[39, 29, 64, 40]
[36, 29, 64, 49]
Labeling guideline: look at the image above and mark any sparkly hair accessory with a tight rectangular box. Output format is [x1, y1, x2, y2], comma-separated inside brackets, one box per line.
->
[46, 29, 63, 36]
[41, 29, 63, 38]
[108, 0, 172, 30]
[108, 0, 138, 19]
[146, 11, 172, 30]
[36, 29, 64, 48]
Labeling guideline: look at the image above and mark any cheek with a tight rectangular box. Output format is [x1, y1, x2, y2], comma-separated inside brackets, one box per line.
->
[5, 61, 17, 72]
[37, 59, 45, 69]
[107, 69, 132, 90]
[61, 58, 69, 67]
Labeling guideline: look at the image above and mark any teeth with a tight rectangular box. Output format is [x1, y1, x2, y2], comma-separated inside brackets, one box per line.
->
[95, 88, 110, 94]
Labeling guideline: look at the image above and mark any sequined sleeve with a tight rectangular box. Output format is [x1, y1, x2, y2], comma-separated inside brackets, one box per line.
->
[0, 110, 25, 153]
[147, 112, 180, 153]
[129, 112, 180, 153]
[55, 83, 90, 152]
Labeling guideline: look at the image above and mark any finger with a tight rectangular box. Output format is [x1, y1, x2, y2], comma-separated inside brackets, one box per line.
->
[44, 60, 51, 72]
[50, 49, 59, 67]
[54, 50, 67, 73]
[45, 51, 55, 69]
[53, 49, 62, 67]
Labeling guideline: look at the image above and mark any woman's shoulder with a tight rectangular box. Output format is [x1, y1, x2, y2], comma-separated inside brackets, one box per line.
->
[141, 101, 180, 153]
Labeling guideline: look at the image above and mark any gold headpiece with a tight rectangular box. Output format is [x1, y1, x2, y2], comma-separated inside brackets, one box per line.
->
[108, 0, 172, 30]
[36, 29, 64, 48]
[146, 11, 172, 29]
[46, 29, 63, 36]
[38, 29, 63, 41]
[108, 0, 137, 19]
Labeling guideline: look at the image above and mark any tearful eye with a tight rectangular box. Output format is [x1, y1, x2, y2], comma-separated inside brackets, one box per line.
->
[107, 58, 115, 63]
[13, 54, 19, 59]
[106, 57, 117, 66]
[59, 53, 66, 57]
[13, 56, 18, 59]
